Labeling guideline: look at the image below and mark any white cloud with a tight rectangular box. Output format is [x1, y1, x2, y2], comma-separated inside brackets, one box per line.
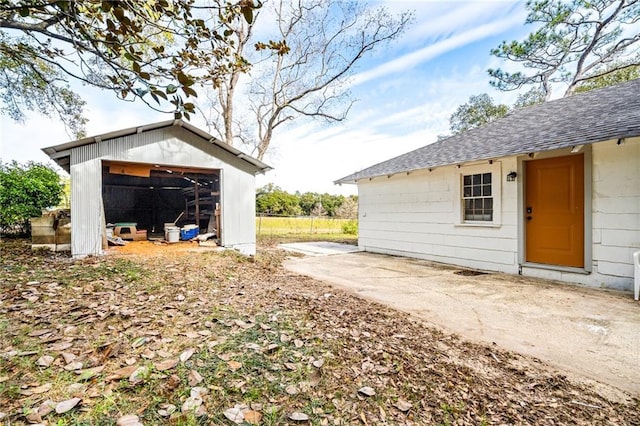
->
[349, 13, 525, 88]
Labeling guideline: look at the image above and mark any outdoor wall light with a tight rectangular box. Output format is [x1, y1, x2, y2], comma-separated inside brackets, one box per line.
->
[506, 171, 517, 182]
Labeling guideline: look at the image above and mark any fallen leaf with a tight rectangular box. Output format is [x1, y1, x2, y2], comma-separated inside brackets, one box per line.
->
[294, 339, 304, 348]
[227, 360, 242, 371]
[61, 352, 77, 364]
[37, 355, 55, 367]
[394, 399, 413, 412]
[286, 385, 299, 395]
[29, 329, 53, 337]
[280, 334, 291, 343]
[289, 412, 309, 421]
[76, 365, 105, 380]
[129, 366, 150, 384]
[157, 403, 177, 417]
[37, 400, 56, 417]
[117, 414, 143, 426]
[188, 369, 203, 386]
[50, 342, 73, 351]
[106, 365, 138, 381]
[309, 369, 321, 387]
[180, 348, 195, 362]
[55, 397, 82, 414]
[64, 361, 83, 371]
[154, 358, 178, 371]
[182, 395, 202, 413]
[30, 383, 52, 394]
[224, 407, 244, 424]
[312, 359, 325, 368]
[284, 362, 298, 371]
[244, 410, 262, 425]
[358, 386, 376, 397]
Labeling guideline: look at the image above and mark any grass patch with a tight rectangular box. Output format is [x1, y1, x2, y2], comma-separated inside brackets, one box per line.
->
[256, 216, 356, 236]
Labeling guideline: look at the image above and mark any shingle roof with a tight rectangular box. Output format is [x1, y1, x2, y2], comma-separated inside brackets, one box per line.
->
[335, 78, 640, 184]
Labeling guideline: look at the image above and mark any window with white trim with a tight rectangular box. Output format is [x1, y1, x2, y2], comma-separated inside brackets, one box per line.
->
[462, 172, 493, 221]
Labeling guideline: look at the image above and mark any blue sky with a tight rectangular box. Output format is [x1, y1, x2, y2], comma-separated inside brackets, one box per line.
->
[0, 1, 531, 195]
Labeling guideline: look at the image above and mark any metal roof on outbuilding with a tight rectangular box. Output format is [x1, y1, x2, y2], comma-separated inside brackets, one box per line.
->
[335, 78, 640, 184]
[42, 119, 272, 174]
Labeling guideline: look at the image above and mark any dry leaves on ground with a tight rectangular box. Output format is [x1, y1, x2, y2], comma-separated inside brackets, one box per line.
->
[0, 239, 638, 425]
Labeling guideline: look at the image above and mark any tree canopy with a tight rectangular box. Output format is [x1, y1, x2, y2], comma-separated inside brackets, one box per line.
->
[488, 0, 640, 99]
[256, 184, 355, 217]
[449, 94, 509, 134]
[0, 0, 285, 136]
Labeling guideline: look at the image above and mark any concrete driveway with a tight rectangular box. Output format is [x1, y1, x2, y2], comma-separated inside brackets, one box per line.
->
[283, 245, 640, 396]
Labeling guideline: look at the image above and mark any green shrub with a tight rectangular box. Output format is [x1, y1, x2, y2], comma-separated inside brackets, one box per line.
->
[0, 161, 63, 235]
[341, 220, 358, 235]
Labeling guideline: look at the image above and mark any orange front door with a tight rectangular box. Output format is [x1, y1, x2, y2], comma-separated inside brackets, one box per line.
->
[525, 155, 584, 267]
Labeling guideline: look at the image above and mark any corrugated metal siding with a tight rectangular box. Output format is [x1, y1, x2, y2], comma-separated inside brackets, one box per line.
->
[68, 126, 258, 256]
[70, 158, 104, 257]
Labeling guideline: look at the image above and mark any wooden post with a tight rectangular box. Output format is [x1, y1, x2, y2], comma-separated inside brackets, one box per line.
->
[194, 175, 200, 228]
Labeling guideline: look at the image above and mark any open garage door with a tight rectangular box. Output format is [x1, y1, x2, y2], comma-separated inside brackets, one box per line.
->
[102, 161, 221, 240]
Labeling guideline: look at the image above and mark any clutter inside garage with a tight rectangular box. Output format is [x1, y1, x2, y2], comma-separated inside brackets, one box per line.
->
[102, 161, 220, 245]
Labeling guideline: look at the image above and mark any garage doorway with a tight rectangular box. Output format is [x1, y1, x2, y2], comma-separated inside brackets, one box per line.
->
[102, 161, 221, 239]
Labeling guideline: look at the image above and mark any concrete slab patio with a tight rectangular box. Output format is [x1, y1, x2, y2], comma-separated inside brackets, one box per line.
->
[284, 248, 640, 396]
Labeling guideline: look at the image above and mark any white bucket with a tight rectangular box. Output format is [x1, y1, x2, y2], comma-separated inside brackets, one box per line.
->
[166, 226, 180, 243]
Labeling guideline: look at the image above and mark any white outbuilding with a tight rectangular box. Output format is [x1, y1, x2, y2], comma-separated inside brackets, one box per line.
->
[43, 120, 271, 257]
[336, 79, 640, 293]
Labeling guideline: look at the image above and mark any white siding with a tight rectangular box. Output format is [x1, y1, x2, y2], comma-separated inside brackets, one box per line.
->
[69, 126, 258, 257]
[358, 158, 519, 273]
[590, 137, 640, 287]
[357, 138, 640, 292]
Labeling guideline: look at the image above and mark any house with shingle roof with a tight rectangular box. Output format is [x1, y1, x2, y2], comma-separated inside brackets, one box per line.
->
[336, 79, 640, 293]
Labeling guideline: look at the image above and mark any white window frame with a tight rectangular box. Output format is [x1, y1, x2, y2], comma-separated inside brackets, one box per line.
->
[454, 162, 501, 227]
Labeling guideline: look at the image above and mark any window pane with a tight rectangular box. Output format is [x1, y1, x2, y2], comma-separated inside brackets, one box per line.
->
[464, 199, 473, 209]
[485, 198, 493, 210]
[483, 173, 491, 184]
[463, 186, 471, 197]
[472, 174, 481, 185]
[472, 186, 481, 196]
[463, 175, 471, 185]
[482, 184, 491, 196]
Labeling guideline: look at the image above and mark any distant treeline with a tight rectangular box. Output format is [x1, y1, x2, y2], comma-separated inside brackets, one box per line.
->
[256, 184, 357, 218]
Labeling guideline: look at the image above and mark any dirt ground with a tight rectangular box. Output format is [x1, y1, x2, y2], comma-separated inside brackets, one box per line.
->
[284, 247, 640, 399]
[1, 239, 639, 425]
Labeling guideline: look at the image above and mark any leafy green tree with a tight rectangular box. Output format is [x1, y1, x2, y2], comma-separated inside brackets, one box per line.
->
[298, 192, 321, 216]
[449, 94, 509, 134]
[0, 1, 285, 135]
[489, 0, 640, 99]
[319, 193, 345, 217]
[256, 184, 302, 216]
[575, 62, 640, 92]
[0, 161, 63, 234]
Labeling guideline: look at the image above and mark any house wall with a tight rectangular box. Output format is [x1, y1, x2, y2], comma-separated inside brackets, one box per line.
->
[69, 127, 257, 257]
[357, 137, 639, 291]
[357, 157, 520, 273]
[521, 137, 640, 290]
